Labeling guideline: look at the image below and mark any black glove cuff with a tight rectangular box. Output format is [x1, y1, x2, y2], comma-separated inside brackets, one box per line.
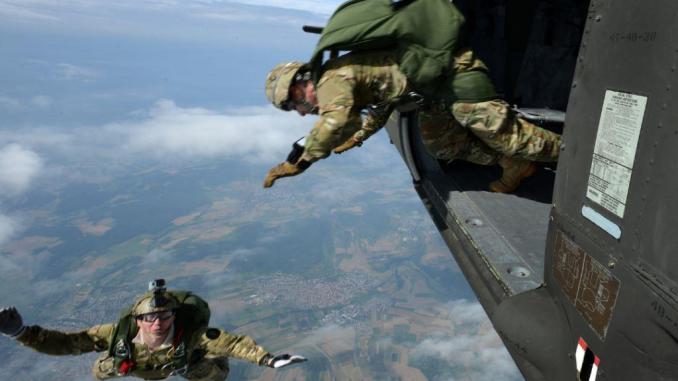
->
[261, 354, 273, 367]
[14, 326, 26, 338]
[6, 325, 25, 338]
[296, 160, 311, 171]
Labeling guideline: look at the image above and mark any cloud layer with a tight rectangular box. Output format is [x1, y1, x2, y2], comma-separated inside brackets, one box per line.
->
[0, 144, 43, 195]
[0, 144, 41, 246]
[0, 99, 315, 246]
[0, 214, 18, 247]
[412, 300, 521, 381]
[0, 100, 317, 170]
[119, 100, 309, 163]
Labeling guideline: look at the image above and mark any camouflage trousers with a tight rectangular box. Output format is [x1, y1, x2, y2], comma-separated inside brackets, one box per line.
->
[418, 99, 561, 165]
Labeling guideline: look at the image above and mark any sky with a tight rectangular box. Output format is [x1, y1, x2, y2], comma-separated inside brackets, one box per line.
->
[0, 1, 521, 379]
[0, 0, 331, 244]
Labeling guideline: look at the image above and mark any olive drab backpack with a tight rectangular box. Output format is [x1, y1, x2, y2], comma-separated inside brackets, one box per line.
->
[309, 0, 464, 94]
[107, 291, 211, 376]
[309, 0, 497, 102]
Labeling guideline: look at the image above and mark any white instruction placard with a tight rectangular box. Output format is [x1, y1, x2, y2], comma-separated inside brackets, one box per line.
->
[587, 90, 647, 218]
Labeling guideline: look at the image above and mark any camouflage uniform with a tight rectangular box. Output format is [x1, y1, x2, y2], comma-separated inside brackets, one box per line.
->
[16, 323, 270, 380]
[301, 50, 561, 165]
[300, 51, 408, 162]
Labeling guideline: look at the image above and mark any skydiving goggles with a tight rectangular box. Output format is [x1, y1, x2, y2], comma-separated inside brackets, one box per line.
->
[136, 310, 175, 323]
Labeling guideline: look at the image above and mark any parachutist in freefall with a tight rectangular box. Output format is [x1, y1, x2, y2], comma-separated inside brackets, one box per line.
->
[0, 279, 306, 380]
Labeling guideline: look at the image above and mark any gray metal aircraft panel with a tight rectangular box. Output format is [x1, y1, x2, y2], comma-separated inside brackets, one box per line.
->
[387, 118, 554, 296]
[545, 0, 678, 379]
[424, 172, 550, 295]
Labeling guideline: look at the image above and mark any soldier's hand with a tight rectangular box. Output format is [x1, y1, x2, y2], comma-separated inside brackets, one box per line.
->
[333, 137, 362, 154]
[0, 307, 25, 337]
[267, 353, 307, 368]
[263, 161, 306, 188]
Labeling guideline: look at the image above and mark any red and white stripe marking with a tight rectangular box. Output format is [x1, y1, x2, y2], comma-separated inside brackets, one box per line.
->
[576, 337, 600, 381]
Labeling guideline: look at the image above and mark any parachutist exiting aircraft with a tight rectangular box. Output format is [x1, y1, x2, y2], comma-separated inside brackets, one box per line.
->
[305, 0, 678, 379]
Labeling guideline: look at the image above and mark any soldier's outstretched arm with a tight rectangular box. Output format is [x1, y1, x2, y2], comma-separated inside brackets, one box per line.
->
[1, 307, 113, 356]
[202, 328, 306, 369]
[202, 328, 271, 365]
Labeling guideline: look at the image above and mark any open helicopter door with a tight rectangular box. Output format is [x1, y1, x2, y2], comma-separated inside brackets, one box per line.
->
[388, 0, 678, 380]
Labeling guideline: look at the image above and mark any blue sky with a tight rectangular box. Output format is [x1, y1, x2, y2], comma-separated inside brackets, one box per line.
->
[0, 0, 332, 123]
[0, 0, 341, 240]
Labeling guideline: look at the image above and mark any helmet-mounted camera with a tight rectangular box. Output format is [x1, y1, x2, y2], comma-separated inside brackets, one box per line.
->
[148, 279, 169, 308]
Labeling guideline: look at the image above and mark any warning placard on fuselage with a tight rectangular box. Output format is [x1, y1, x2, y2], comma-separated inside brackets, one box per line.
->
[587, 90, 647, 218]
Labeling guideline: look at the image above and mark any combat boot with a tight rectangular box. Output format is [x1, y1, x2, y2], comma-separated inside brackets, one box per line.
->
[489, 156, 538, 193]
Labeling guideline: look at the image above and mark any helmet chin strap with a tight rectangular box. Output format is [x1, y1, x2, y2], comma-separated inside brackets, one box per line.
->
[287, 80, 318, 114]
[298, 99, 318, 114]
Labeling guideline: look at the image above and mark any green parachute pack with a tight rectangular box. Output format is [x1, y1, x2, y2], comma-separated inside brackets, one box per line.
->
[309, 0, 496, 102]
[107, 290, 210, 376]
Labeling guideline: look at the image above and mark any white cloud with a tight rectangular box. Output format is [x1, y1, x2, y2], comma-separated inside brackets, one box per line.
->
[118, 100, 310, 163]
[0, 100, 318, 186]
[298, 324, 354, 348]
[143, 248, 176, 265]
[0, 99, 409, 192]
[0, 144, 43, 195]
[447, 299, 487, 324]
[412, 299, 521, 381]
[0, 214, 19, 247]
[56, 63, 98, 81]
[0, 173, 32, 251]
[22, 59, 99, 83]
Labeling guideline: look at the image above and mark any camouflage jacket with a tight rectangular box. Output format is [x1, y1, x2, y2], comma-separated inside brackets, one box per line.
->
[16, 324, 270, 380]
[301, 49, 493, 163]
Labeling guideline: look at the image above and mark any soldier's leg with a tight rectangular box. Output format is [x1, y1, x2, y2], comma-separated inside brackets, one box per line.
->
[419, 106, 499, 165]
[454, 134, 501, 166]
[418, 106, 485, 163]
[452, 100, 561, 162]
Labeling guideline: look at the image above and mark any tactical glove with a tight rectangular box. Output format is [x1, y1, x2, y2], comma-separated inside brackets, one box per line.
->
[333, 137, 363, 154]
[0, 307, 25, 337]
[263, 161, 309, 188]
[266, 353, 307, 368]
